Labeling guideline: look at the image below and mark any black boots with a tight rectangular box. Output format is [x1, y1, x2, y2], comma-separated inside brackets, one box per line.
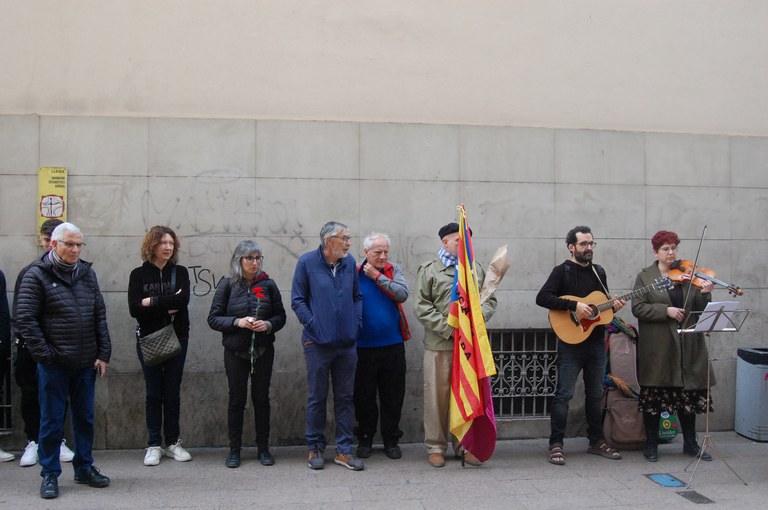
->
[679, 413, 713, 461]
[226, 448, 241, 468]
[642, 412, 659, 462]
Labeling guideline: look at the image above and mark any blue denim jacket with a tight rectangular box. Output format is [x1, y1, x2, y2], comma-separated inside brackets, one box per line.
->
[291, 247, 363, 347]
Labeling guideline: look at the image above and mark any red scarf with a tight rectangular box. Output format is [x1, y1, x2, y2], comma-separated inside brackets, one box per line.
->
[360, 262, 411, 341]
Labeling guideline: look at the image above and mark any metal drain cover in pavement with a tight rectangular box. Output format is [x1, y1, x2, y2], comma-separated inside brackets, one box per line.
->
[677, 491, 715, 504]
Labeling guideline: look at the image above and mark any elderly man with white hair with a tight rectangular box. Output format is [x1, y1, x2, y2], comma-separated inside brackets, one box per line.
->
[16, 222, 112, 499]
[353, 232, 410, 460]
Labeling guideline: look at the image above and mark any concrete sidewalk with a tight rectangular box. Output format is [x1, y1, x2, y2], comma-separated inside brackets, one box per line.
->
[1, 431, 766, 509]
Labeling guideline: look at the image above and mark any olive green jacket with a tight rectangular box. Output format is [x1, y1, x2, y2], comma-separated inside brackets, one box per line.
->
[631, 262, 714, 389]
[414, 259, 497, 351]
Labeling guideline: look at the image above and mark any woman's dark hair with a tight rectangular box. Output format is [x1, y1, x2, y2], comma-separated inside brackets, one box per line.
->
[141, 226, 180, 264]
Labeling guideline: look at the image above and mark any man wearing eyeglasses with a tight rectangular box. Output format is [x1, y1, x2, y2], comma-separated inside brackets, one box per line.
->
[536, 225, 625, 466]
[11, 218, 78, 467]
[291, 221, 365, 471]
[16, 222, 112, 498]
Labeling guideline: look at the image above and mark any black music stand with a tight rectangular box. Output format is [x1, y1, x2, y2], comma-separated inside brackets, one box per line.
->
[678, 302, 750, 488]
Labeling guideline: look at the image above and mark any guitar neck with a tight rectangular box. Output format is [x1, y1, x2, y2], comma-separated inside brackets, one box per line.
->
[596, 284, 657, 312]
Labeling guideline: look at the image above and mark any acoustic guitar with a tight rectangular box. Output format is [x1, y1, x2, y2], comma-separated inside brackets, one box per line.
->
[548, 277, 673, 344]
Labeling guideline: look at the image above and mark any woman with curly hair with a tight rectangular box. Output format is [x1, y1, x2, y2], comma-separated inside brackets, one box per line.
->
[128, 226, 192, 466]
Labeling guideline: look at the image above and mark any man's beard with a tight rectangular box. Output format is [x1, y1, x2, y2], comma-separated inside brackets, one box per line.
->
[574, 250, 593, 264]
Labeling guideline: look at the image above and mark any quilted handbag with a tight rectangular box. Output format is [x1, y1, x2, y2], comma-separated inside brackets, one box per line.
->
[139, 322, 181, 367]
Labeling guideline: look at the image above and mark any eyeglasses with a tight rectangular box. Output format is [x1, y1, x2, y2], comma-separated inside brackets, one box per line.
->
[577, 241, 597, 248]
[332, 235, 352, 243]
[61, 241, 86, 249]
[243, 255, 264, 262]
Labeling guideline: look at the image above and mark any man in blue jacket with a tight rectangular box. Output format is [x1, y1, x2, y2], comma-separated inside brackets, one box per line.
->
[291, 221, 364, 471]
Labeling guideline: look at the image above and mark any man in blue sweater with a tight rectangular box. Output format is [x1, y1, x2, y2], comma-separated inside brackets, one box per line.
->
[353, 233, 410, 461]
[291, 221, 364, 471]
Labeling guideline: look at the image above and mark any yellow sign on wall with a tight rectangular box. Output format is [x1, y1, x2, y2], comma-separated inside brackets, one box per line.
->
[38, 167, 67, 230]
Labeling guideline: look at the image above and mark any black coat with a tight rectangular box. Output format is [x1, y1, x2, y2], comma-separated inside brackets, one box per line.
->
[128, 261, 191, 340]
[208, 273, 286, 353]
[16, 257, 111, 368]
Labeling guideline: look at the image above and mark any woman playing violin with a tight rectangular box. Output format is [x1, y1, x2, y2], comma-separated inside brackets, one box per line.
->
[631, 230, 714, 463]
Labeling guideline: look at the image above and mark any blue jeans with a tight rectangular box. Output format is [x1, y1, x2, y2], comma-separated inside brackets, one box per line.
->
[304, 342, 357, 454]
[37, 363, 95, 478]
[549, 334, 606, 446]
[137, 339, 188, 447]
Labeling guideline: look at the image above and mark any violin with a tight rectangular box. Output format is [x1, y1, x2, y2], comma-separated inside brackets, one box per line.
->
[667, 259, 744, 296]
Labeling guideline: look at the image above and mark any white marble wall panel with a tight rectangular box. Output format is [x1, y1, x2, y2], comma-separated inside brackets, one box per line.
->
[256, 120, 359, 179]
[0, 115, 38, 174]
[149, 118, 256, 178]
[733, 240, 768, 289]
[100, 291, 140, 373]
[554, 183, 645, 240]
[40, 116, 148, 176]
[731, 188, 768, 240]
[68, 175, 148, 237]
[145, 176, 260, 237]
[594, 239, 648, 292]
[646, 133, 730, 186]
[493, 290, 547, 329]
[359, 178, 458, 239]
[85, 235, 141, 291]
[0, 237, 39, 287]
[459, 182, 555, 240]
[459, 126, 554, 183]
[731, 136, 768, 188]
[644, 185, 731, 240]
[360, 123, 459, 181]
[555, 129, 645, 185]
[0, 175, 38, 236]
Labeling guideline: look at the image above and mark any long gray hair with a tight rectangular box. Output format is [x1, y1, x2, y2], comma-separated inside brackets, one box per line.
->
[319, 221, 348, 248]
[229, 240, 262, 286]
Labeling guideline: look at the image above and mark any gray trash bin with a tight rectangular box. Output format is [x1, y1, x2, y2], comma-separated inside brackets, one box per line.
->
[734, 348, 768, 441]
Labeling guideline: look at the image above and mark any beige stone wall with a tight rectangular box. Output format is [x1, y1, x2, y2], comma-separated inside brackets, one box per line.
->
[1, 1, 767, 135]
[2, 114, 767, 448]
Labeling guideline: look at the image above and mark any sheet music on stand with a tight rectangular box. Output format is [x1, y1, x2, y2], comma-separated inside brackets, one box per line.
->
[678, 300, 750, 489]
[678, 301, 749, 334]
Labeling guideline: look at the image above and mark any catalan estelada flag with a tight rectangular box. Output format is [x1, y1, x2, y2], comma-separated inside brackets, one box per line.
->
[447, 205, 497, 462]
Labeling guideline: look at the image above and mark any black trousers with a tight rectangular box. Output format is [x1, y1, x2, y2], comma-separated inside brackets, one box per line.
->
[353, 343, 406, 447]
[224, 345, 274, 450]
[14, 345, 40, 441]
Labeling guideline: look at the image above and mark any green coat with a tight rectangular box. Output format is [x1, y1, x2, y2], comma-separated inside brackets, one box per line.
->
[414, 259, 497, 351]
[631, 262, 714, 390]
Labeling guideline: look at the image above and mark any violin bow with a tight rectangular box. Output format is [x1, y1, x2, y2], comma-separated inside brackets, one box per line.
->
[680, 224, 707, 327]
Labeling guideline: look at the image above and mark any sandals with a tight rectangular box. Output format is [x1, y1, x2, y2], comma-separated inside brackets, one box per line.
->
[548, 444, 566, 465]
[587, 440, 622, 460]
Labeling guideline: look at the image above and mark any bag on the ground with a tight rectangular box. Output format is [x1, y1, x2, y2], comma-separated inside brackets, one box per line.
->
[658, 411, 679, 441]
[138, 322, 181, 367]
[603, 329, 646, 449]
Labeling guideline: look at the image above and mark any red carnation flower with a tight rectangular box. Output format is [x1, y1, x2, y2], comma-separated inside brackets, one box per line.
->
[253, 287, 266, 299]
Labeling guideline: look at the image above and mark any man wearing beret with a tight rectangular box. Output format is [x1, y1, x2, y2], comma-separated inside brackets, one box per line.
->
[414, 222, 497, 468]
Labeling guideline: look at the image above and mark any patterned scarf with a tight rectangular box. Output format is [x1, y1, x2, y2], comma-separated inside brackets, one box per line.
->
[439, 247, 457, 267]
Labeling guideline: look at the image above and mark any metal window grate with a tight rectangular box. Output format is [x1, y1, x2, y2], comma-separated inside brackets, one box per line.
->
[490, 328, 558, 419]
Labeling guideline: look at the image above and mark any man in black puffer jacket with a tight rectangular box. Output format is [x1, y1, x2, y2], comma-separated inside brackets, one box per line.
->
[16, 222, 111, 499]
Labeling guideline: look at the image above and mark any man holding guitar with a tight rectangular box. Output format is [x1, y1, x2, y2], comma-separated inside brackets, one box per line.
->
[536, 226, 625, 466]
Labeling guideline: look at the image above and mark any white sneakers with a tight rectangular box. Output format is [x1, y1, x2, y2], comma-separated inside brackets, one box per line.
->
[144, 440, 191, 465]
[143, 446, 163, 466]
[20, 441, 38, 466]
[59, 439, 75, 462]
[0, 448, 14, 462]
[19, 440, 75, 467]
[165, 439, 192, 462]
